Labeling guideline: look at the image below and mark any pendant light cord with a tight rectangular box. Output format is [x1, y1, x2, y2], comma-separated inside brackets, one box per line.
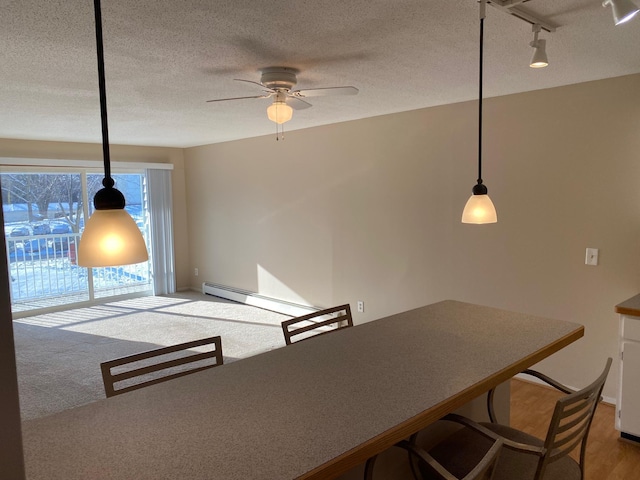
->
[478, 5, 485, 185]
[93, 0, 113, 188]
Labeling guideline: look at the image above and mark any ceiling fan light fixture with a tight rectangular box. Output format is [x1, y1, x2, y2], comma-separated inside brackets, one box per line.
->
[603, 0, 639, 25]
[267, 100, 293, 124]
[207, 68, 358, 130]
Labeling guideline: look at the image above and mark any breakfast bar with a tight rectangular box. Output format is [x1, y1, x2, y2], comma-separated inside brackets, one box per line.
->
[21, 300, 584, 479]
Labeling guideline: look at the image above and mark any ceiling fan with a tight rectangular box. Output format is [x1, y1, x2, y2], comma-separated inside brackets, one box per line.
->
[206, 67, 359, 125]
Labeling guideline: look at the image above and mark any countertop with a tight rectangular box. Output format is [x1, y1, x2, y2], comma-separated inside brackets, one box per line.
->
[615, 294, 640, 316]
[21, 300, 583, 480]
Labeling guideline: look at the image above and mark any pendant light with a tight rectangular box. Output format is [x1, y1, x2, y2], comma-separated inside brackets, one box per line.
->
[77, 0, 149, 267]
[462, 0, 497, 224]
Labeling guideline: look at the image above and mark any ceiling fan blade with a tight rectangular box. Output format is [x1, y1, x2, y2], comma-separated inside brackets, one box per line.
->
[234, 78, 274, 92]
[286, 96, 312, 110]
[206, 94, 271, 103]
[292, 86, 359, 98]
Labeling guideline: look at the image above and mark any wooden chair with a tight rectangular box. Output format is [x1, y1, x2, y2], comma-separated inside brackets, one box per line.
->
[281, 304, 353, 345]
[419, 358, 612, 480]
[364, 437, 502, 480]
[101, 336, 223, 397]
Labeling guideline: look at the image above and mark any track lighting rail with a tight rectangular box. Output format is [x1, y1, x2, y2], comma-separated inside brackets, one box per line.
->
[486, 0, 558, 32]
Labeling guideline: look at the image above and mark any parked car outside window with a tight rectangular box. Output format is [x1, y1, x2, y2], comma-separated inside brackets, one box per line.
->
[50, 223, 72, 234]
[9, 225, 32, 237]
[32, 223, 51, 235]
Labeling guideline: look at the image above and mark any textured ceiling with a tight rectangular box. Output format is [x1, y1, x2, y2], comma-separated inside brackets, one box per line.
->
[0, 0, 638, 148]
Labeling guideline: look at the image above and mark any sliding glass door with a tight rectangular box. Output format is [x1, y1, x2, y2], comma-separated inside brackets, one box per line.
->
[2, 169, 153, 314]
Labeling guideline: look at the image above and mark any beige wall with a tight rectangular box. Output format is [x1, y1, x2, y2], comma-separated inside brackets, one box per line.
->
[0, 138, 191, 289]
[184, 107, 457, 318]
[184, 74, 640, 400]
[448, 74, 640, 399]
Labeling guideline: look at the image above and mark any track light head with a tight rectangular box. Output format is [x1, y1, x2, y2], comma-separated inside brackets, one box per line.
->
[530, 39, 548, 68]
[529, 25, 548, 68]
[603, 0, 639, 25]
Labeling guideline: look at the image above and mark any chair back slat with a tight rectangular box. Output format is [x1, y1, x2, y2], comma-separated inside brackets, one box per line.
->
[101, 335, 223, 397]
[554, 399, 594, 434]
[560, 397, 592, 419]
[550, 410, 595, 455]
[282, 304, 353, 345]
[107, 363, 223, 397]
[110, 350, 220, 383]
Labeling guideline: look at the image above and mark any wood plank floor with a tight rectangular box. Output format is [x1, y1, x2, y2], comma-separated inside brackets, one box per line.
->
[511, 379, 640, 480]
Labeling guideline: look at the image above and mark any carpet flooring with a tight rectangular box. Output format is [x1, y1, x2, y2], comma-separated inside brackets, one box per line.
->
[13, 291, 290, 420]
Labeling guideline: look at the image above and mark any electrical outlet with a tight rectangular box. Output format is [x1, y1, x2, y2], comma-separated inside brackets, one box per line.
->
[194, 268, 199, 276]
[357, 301, 364, 313]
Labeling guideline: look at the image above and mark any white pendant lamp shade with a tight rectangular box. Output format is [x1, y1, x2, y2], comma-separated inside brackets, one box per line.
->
[530, 39, 548, 68]
[603, 0, 639, 25]
[267, 101, 293, 124]
[461, 193, 498, 224]
[78, 209, 148, 267]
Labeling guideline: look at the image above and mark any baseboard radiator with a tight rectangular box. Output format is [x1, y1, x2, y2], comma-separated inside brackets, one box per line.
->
[202, 282, 319, 317]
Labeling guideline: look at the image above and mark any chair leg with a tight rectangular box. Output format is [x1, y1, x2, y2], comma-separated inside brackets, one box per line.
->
[363, 455, 377, 480]
[408, 433, 423, 480]
[487, 387, 497, 424]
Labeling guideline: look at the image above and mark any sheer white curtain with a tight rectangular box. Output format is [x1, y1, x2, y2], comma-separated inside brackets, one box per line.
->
[146, 168, 175, 295]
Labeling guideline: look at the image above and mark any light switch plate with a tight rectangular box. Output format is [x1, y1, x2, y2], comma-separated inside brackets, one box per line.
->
[585, 248, 599, 266]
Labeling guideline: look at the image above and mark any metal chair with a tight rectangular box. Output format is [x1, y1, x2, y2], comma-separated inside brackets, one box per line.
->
[100, 335, 223, 397]
[281, 304, 353, 345]
[420, 358, 612, 480]
[364, 437, 502, 480]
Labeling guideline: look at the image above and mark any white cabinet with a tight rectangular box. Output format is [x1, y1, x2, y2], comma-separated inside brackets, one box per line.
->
[617, 308, 640, 442]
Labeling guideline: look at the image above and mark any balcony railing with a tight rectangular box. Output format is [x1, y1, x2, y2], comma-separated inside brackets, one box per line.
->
[6, 233, 152, 313]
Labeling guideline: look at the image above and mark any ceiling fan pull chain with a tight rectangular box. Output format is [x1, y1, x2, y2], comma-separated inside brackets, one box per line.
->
[275, 120, 286, 141]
